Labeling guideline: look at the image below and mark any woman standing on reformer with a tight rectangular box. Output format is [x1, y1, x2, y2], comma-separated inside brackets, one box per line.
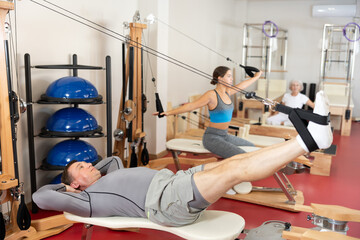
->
[154, 66, 262, 158]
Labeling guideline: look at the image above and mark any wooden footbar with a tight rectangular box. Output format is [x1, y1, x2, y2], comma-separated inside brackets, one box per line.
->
[295, 203, 360, 223]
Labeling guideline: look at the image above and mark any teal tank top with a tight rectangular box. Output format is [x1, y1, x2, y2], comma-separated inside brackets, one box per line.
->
[208, 90, 234, 123]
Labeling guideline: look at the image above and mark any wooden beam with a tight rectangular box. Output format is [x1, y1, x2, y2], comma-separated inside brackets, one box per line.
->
[0, 2, 15, 180]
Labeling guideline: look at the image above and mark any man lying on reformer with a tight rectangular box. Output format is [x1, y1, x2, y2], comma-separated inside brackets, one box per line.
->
[33, 91, 332, 227]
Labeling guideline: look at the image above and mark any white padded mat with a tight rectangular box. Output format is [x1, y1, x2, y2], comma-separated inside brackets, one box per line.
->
[166, 138, 261, 153]
[246, 134, 285, 147]
[64, 210, 245, 240]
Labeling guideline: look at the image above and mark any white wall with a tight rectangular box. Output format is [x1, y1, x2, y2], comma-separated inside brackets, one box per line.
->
[165, 0, 359, 118]
[165, 0, 359, 111]
[166, 0, 243, 106]
[243, 0, 358, 94]
[11, 0, 138, 203]
[2, 0, 359, 203]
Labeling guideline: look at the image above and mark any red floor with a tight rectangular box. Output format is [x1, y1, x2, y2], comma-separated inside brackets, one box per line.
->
[32, 122, 360, 239]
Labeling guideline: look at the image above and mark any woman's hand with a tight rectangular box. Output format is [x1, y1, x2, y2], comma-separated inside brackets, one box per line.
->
[152, 112, 167, 117]
[254, 70, 263, 78]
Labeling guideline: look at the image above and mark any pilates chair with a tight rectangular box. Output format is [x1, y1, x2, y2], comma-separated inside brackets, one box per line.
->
[320, 82, 354, 136]
[64, 210, 245, 240]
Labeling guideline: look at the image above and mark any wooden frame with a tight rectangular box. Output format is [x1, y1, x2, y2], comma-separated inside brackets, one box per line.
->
[113, 23, 147, 167]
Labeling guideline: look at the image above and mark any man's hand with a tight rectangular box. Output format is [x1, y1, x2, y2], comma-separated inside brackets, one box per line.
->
[64, 184, 81, 193]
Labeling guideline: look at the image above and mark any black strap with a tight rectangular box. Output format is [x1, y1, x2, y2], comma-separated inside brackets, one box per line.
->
[228, 125, 240, 130]
[288, 109, 319, 152]
[275, 104, 330, 125]
[17, 194, 31, 230]
[275, 104, 330, 152]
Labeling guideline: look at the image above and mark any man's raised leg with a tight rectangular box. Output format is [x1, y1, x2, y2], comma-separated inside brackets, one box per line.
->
[193, 91, 333, 204]
[296, 91, 333, 152]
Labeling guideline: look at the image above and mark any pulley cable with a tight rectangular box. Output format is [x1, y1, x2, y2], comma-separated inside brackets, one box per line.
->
[156, 17, 260, 77]
[39, 0, 214, 80]
[31, 1, 241, 85]
[29, 0, 275, 108]
[177, 114, 205, 129]
[32, 0, 227, 99]
[156, 17, 228, 60]
[27, 1, 331, 152]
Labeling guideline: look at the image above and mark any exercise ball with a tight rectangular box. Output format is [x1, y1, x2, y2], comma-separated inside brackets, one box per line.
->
[46, 139, 98, 167]
[46, 107, 98, 133]
[45, 76, 98, 100]
[50, 173, 63, 184]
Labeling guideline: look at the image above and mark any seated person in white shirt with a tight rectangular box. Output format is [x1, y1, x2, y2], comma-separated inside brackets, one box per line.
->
[267, 80, 315, 126]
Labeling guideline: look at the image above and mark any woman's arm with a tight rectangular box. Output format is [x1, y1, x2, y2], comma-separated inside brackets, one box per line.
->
[306, 99, 315, 109]
[155, 91, 213, 116]
[228, 71, 262, 96]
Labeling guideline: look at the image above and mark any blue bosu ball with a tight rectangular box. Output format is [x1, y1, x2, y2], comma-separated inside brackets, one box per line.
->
[45, 76, 98, 100]
[46, 139, 98, 167]
[46, 107, 98, 133]
[50, 173, 63, 184]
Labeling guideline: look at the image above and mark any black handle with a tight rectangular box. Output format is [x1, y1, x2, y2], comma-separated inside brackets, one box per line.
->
[141, 142, 150, 166]
[155, 93, 164, 118]
[17, 194, 31, 230]
[130, 146, 138, 168]
[239, 64, 260, 78]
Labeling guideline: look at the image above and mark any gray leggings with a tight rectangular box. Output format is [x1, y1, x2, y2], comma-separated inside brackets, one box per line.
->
[202, 127, 255, 158]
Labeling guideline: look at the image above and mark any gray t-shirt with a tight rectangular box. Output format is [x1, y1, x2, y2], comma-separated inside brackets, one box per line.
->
[32, 156, 158, 218]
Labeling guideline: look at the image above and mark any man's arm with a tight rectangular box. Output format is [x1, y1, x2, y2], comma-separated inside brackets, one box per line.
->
[32, 184, 91, 217]
[95, 156, 124, 175]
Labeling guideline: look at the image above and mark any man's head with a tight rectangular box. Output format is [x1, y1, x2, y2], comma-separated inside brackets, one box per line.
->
[61, 160, 101, 191]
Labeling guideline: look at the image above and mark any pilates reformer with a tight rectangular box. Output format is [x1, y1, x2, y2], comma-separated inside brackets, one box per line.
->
[219, 203, 360, 240]
[64, 210, 245, 240]
[171, 111, 336, 177]
[282, 203, 360, 240]
[322, 83, 354, 136]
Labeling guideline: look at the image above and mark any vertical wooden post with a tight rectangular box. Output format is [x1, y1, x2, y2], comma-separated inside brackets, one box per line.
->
[0, 1, 15, 181]
[129, 23, 146, 136]
[114, 22, 147, 167]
